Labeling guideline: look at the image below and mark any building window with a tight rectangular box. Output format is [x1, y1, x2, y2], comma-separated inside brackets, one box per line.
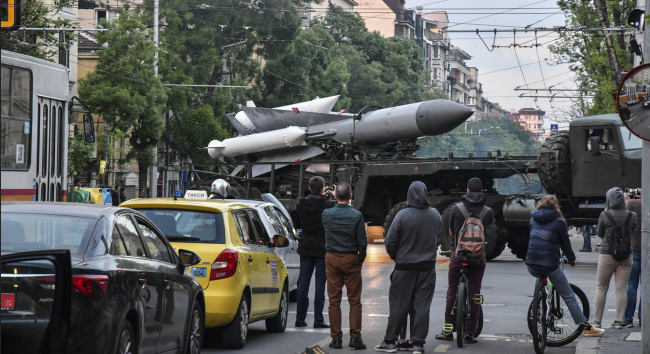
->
[96, 10, 107, 25]
[434, 46, 439, 59]
[433, 68, 438, 80]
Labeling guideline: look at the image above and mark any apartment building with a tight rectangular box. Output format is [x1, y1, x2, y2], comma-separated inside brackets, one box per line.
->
[420, 11, 451, 96]
[448, 46, 471, 106]
[298, 0, 358, 27]
[518, 108, 546, 141]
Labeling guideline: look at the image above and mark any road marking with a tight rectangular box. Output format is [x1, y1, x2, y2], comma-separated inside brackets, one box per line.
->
[484, 319, 491, 322]
[367, 314, 389, 317]
[505, 339, 511, 342]
[285, 328, 332, 333]
[483, 304, 507, 307]
[288, 311, 329, 315]
[607, 309, 616, 312]
[433, 344, 451, 352]
[483, 338, 498, 341]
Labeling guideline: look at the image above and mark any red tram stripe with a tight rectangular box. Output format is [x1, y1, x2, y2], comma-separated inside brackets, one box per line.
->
[1, 189, 36, 195]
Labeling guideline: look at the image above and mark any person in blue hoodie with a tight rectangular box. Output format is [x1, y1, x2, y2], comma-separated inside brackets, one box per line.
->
[526, 195, 604, 337]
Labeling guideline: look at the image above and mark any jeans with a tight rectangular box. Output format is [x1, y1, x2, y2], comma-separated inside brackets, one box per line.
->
[528, 266, 587, 325]
[625, 251, 642, 322]
[582, 226, 592, 249]
[445, 253, 485, 337]
[296, 256, 327, 323]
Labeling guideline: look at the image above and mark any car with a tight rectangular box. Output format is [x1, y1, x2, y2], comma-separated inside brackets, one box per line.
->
[121, 194, 292, 349]
[1, 202, 205, 354]
[642, 99, 650, 109]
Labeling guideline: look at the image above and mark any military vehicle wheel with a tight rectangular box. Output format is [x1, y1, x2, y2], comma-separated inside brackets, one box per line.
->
[539, 131, 571, 198]
[486, 241, 507, 260]
[508, 238, 529, 259]
[439, 204, 456, 253]
[383, 201, 408, 237]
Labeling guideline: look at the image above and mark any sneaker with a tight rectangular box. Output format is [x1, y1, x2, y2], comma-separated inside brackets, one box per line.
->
[435, 331, 453, 341]
[464, 335, 478, 344]
[579, 248, 592, 252]
[593, 321, 602, 328]
[396, 341, 413, 351]
[583, 325, 606, 337]
[349, 336, 367, 350]
[412, 345, 424, 354]
[621, 320, 634, 328]
[610, 321, 623, 329]
[375, 341, 397, 353]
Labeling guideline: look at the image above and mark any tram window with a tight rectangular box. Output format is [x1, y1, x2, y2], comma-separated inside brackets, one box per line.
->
[1, 66, 32, 170]
[57, 106, 63, 178]
[41, 105, 48, 177]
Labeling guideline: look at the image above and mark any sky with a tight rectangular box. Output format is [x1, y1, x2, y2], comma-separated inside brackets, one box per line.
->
[404, 0, 575, 130]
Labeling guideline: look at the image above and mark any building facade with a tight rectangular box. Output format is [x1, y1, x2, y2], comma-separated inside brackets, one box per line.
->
[298, 0, 358, 27]
[518, 108, 546, 141]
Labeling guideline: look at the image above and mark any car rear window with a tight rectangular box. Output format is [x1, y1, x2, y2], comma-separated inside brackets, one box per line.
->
[1, 213, 96, 255]
[138, 209, 225, 244]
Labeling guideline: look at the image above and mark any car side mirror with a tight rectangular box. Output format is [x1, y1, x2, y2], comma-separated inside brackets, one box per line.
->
[588, 136, 601, 156]
[273, 235, 290, 248]
[178, 249, 202, 267]
[295, 229, 302, 240]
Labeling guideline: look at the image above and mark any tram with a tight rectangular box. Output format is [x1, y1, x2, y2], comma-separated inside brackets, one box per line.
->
[1, 50, 71, 202]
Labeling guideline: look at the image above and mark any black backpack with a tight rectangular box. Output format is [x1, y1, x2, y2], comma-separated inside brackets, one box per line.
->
[603, 211, 633, 262]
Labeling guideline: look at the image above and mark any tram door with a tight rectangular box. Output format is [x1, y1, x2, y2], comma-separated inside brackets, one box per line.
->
[36, 97, 66, 202]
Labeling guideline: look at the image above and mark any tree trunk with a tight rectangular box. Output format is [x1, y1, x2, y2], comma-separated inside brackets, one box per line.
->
[203, 11, 236, 105]
[139, 163, 148, 198]
[593, 0, 621, 86]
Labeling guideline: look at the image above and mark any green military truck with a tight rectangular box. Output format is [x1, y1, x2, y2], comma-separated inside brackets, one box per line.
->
[188, 114, 642, 260]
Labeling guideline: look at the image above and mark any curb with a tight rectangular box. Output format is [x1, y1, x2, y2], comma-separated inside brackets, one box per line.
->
[575, 335, 600, 354]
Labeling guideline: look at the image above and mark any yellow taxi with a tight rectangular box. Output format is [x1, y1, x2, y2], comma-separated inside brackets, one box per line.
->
[121, 192, 290, 349]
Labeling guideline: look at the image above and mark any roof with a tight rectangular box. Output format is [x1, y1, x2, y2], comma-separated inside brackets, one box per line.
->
[423, 11, 449, 26]
[1, 202, 118, 219]
[120, 197, 261, 213]
[570, 114, 622, 126]
[78, 31, 101, 52]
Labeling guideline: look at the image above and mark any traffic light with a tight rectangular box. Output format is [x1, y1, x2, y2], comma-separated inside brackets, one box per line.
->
[628, 9, 645, 30]
[1, 0, 20, 31]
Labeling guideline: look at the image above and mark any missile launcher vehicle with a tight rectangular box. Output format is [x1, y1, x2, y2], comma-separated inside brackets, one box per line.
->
[192, 101, 642, 260]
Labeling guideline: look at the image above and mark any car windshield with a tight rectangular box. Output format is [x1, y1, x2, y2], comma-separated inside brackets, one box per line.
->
[138, 209, 225, 243]
[1, 213, 96, 255]
[619, 126, 643, 150]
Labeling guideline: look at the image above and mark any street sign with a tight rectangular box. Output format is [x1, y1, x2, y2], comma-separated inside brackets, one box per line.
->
[550, 124, 559, 132]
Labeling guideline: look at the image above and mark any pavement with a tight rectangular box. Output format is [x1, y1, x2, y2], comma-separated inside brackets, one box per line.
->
[200, 229, 636, 354]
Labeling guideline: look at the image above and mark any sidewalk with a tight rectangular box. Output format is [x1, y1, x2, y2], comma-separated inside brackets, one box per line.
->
[576, 325, 642, 354]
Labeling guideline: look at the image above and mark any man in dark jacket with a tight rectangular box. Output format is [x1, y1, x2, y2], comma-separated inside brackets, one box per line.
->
[436, 177, 494, 344]
[111, 187, 121, 206]
[293, 176, 335, 328]
[375, 181, 441, 353]
[119, 187, 128, 204]
[322, 183, 367, 350]
[624, 188, 642, 328]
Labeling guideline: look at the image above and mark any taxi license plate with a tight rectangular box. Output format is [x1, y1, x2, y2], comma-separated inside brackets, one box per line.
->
[1, 293, 15, 311]
[192, 267, 207, 278]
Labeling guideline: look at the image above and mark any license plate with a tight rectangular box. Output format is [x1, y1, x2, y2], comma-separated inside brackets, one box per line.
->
[1, 293, 15, 311]
[192, 267, 207, 278]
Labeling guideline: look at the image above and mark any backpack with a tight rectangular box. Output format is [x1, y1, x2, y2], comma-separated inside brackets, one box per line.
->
[603, 211, 633, 262]
[455, 203, 489, 265]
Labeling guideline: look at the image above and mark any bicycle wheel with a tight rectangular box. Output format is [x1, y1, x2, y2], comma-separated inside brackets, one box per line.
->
[545, 284, 589, 347]
[532, 281, 547, 354]
[456, 281, 467, 348]
[474, 305, 484, 338]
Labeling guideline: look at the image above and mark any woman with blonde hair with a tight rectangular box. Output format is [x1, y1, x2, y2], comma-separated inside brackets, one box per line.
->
[526, 195, 605, 337]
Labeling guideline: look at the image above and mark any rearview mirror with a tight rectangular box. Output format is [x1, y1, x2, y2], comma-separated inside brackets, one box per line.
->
[178, 249, 202, 267]
[588, 136, 601, 156]
[273, 235, 290, 248]
[83, 114, 95, 143]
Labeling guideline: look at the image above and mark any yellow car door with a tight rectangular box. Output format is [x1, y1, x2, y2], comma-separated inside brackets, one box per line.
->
[231, 210, 268, 316]
[247, 210, 284, 313]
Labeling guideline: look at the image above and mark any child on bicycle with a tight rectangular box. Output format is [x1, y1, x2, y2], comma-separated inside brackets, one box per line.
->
[526, 195, 604, 337]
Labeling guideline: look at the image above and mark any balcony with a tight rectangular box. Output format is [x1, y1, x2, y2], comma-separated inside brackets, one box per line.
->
[400, 10, 415, 28]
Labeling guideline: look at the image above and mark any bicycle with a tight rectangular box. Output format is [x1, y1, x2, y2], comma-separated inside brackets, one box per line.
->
[527, 255, 589, 354]
[440, 250, 484, 348]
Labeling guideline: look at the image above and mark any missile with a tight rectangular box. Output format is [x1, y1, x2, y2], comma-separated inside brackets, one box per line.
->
[209, 99, 473, 159]
[208, 126, 306, 158]
[233, 95, 340, 133]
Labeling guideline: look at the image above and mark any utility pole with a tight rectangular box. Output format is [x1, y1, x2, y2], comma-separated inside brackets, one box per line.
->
[150, 0, 159, 198]
[594, 0, 622, 86]
[641, 2, 649, 352]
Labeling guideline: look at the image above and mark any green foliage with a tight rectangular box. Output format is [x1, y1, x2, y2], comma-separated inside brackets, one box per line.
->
[78, 8, 167, 170]
[0, 0, 77, 61]
[167, 105, 228, 163]
[261, 7, 443, 112]
[550, 0, 635, 117]
[417, 116, 542, 157]
[68, 132, 96, 177]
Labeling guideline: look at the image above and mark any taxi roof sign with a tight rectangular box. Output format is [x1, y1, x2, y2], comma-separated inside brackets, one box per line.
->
[184, 190, 208, 200]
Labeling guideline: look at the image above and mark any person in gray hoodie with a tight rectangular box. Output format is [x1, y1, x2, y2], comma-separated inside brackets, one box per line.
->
[594, 187, 637, 329]
[375, 181, 441, 354]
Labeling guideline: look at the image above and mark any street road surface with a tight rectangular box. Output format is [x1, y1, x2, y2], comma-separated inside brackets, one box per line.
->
[202, 233, 624, 354]
[623, 103, 650, 139]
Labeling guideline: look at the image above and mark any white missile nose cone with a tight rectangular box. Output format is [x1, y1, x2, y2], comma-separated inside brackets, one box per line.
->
[207, 140, 225, 159]
[283, 126, 307, 147]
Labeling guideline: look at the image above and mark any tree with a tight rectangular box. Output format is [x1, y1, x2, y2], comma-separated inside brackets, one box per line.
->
[417, 116, 542, 158]
[549, 0, 635, 118]
[0, 0, 77, 60]
[68, 132, 96, 177]
[78, 8, 167, 197]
